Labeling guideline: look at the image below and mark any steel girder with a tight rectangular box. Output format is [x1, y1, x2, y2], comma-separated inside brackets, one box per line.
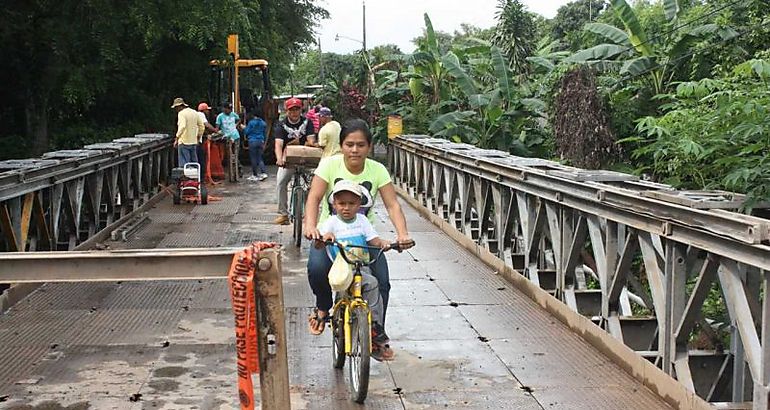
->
[390, 136, 770, 409]
[0, 247, 239, 283]
[0, 134, 173, 252]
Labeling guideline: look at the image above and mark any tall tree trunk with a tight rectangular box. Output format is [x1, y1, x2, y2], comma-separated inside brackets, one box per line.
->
[25, 91, 49, 156]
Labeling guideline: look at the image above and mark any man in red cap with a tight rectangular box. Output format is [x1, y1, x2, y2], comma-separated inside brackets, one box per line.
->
[273, 97, 316, 225]
[196, 102, 219, 182]
[196, 102, 218, 134]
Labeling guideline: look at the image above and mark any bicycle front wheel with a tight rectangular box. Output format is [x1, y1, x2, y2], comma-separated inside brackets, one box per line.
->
[331, 307, 346, 369]
[292, 188, 305, 247]
[348, 306, 370, 403]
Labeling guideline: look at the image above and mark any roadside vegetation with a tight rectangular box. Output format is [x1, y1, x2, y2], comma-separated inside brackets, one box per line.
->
[298, 0, 770, 205]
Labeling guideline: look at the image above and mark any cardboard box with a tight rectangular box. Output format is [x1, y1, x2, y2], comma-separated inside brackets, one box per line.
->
[285, 145, 322, 167]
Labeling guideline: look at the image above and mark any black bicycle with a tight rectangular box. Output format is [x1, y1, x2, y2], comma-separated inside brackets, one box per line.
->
[288, 166, 313, 247]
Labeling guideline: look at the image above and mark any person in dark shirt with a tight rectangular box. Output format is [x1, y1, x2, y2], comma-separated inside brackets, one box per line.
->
[243, 111, 268, 181]
[273, 97, 316, 225]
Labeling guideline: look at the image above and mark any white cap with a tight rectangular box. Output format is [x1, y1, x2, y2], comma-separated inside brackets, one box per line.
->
[331, 180, 362, 198]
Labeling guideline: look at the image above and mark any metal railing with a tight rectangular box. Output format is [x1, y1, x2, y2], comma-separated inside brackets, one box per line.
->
[0, 134, 173, 252]
[390, 135, 770, 409]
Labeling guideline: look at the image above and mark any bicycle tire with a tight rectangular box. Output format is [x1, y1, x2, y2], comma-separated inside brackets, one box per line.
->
[348, 306, 370, 403]
[331, 307, 346, 369]
[293, 188, 304, 247]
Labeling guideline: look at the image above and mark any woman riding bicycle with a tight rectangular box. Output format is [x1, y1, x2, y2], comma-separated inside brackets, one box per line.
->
[304, 119, 413, 350]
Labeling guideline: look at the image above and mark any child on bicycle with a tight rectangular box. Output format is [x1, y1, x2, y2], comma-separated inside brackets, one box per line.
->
[311, 179, 394, 361]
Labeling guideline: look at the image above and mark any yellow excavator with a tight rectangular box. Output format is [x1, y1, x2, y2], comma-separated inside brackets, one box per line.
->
[208, 34, 279, 182]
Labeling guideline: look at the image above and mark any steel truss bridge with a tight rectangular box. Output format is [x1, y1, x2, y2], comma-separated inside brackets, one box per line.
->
[0, 133, 768, 409]
[389, 135, 770, 409]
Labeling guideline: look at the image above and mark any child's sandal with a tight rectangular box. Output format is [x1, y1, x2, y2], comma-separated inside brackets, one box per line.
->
[372, 343, 395, 361]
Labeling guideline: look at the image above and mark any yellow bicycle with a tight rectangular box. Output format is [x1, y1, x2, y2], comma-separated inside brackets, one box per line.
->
[322, 239, 412, 403]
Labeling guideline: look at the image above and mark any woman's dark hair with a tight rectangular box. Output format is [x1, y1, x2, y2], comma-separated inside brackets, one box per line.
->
[340, 119, 372, 145]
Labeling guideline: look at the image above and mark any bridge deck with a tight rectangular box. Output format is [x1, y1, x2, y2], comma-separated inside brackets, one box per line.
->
[0, 167, 672, 409]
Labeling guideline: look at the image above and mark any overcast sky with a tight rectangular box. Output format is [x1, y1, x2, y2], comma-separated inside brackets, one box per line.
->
[317, 0, 572, 54]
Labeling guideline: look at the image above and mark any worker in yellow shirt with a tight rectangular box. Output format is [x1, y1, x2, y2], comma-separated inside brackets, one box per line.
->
[171, 97, 205, 167]
[316, 107, 341, 158]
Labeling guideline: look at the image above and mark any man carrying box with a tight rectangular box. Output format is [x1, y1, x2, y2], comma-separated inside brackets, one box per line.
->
[273, 97, 316, 225]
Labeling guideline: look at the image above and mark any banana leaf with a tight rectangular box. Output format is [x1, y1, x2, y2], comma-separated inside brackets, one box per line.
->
[620, 56, 656, 76]
[610, 0, 653, 56]
[468, 93, 491, 109]
[429, 111, 476, 133]
[567, 44, 628, 62]
[584, 23, 632, 47]
[527, 56, 554, 72]
[491, 46, 514, 102]
[668, 24, 719, 59]
[442, 51, 479, 99]
[663, 0, 680, 22]
[408, 77, 424, 99]
[423, 13, 441, 58]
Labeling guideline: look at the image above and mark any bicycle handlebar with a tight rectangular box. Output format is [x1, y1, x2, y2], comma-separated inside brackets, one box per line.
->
[319, 239, 415, 267]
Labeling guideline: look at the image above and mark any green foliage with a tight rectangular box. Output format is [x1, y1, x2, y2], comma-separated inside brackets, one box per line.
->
[291, 51, 368, 94]
[372, 14, 547, 155]
[0, 0, 327, 158]
[567, 0, 735, 95]
[684, 0, 770, 80]
[551, 0, 607, 51]
[629, 58, 770, 206]
[429, 45, 546, 154]
[411, 23, 493, 55]
[605, 83, 656, 142]
[492, 0, 538, 75]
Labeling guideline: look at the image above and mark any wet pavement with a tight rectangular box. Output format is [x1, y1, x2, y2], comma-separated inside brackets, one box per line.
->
[0, 166, 672, 409]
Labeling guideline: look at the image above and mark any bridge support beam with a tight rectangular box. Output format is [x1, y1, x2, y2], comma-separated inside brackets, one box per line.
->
[754, 270, 770, 409]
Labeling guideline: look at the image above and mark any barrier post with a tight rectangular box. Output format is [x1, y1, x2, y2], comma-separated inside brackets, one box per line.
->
[255, 249, 290, 410]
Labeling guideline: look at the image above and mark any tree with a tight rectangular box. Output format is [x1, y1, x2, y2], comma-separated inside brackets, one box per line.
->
[492, 0, 537, 75]
[429, 45, 546, 154]
[0, 0, 327, 158]
[409, 14, 452, 106]
[411, 28, 454, 55]
[550, 0, 607, 51]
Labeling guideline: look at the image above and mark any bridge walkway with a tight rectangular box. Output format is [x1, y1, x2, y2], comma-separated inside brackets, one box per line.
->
[0, 167, 672, 409]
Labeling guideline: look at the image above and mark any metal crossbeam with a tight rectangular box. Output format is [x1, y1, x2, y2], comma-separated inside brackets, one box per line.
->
[0, 248, 239, 283]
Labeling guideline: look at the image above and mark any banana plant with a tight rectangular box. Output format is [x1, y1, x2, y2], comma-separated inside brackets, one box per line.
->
[428, 45, 545, 154]
[408, 13, 451, 105]
[566, 0, 737, 94]
[526, 39, 571, 75]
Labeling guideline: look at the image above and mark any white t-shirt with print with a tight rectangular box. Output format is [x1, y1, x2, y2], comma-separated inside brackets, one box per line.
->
[319, 214, 379, 262]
